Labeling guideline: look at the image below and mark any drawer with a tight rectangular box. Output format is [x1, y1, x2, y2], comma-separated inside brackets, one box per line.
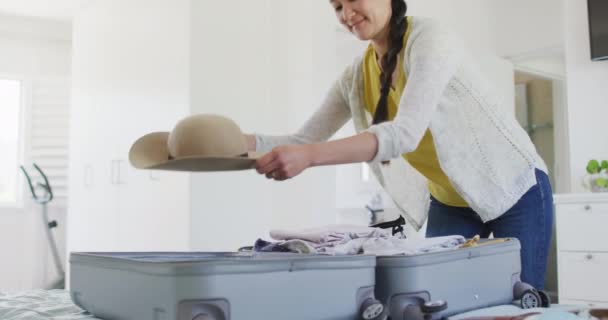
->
[556, 202, 608, 215]
[558, 252, 608, 302]
[556, 203, 608, 252]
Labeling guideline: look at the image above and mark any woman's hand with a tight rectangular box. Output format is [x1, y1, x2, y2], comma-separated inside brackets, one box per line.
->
[254, 132, 379, 181]
[255, 144, 314, 181]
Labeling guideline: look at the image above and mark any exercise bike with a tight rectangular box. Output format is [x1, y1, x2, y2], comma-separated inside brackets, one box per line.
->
[20, 163, 65, 290]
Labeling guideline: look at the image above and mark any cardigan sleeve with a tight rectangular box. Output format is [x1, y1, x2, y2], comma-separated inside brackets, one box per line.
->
[365, 18, 464, 163]
[255, 67, 353, 152]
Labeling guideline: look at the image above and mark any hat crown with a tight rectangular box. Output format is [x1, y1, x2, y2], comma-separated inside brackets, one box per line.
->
[167, 114, 246, 158]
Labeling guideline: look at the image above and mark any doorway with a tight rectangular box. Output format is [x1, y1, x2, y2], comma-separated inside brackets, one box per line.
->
[514, 70, 569, 193]
[514, 69, 568, 302]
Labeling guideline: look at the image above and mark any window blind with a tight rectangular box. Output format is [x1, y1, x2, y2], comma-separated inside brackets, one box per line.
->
[27, 78, 70, 207]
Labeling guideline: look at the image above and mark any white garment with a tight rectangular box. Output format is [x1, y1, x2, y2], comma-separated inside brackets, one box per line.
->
[269, 224, 390, 244]
[269, 227, 465, 256]
[360, 235, 466, 256]
[320, 234, 465, 256]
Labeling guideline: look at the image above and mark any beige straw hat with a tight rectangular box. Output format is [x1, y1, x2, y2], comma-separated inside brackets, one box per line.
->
[129, 114, 260, 171]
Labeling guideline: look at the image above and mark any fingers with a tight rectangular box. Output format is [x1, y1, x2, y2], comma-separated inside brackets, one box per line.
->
[266, 169, 288, 180]
[255, 151, 277, 172]
[256, 152, 280, 175]
[265, 170, 277, 179]
[255, 151, 284, 180]
[261, 158, 289, 179]
[273, 172, 290, 181]
[254, 146, 298, 181]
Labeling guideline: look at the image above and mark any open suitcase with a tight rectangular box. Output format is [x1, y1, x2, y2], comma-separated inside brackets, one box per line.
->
[69, 252, 382, 320]
[374, 238, 550, 320]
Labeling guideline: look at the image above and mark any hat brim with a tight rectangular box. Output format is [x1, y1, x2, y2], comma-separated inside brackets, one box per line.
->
[129, 132, 261, 172]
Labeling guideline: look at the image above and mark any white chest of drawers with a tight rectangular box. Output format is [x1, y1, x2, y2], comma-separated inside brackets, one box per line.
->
[555, 193, 608, 307]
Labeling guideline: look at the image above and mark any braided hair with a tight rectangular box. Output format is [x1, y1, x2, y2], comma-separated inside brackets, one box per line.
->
[372, 0, 408, 125]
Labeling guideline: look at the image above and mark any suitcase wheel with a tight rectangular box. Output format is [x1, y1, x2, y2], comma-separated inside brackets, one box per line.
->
[360, 298, 386, 320]
[520, 289, 543, 309]
[537, 290, 551, 308]
[421, 300, 448, 314]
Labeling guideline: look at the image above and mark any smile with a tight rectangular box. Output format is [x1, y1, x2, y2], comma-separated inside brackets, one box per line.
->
[349, 19, 365, 28]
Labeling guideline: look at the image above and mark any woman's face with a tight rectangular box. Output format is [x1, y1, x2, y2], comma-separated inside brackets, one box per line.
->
[330, 0, 392, 41]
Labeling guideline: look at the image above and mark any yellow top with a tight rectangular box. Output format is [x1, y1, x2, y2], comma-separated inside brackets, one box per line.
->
[362, 17, 468, 207]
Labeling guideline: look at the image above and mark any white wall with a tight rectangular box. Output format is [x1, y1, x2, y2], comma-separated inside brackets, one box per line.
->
[485, 0, 564, 57]
[406, 0, 495, 53]
[403, 0, 567, 79]
[67, 0, 348, 254]
[0, 13, 70, 77]
[405, 0, 565, 58]
[68, 0, 191, 262]
[0, 13, 71, 290]
[189, 0, 279, 250]
[563, 0, 608, 192]
[189, 0, 341, 250]
[513, 53, 566, 80]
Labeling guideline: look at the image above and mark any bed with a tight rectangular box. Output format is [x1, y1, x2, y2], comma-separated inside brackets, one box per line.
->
[0, 290, 99, 320]
[0, 289, 599, 320]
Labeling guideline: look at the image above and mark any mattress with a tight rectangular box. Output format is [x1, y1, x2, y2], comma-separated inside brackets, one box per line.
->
[0, 290, 100, 320]
[0, 289, 596, 320]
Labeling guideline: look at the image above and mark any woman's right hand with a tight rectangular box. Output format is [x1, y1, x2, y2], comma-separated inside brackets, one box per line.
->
[254, 144, 314, 181]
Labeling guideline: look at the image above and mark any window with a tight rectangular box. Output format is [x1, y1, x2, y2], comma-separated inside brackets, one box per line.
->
[30, 78, 70, 207]
[0, 79, 23, 206]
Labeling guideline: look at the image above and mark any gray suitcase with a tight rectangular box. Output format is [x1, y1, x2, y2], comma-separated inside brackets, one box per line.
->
[70, 252, 383, 320]
[374, 238, 549, 320]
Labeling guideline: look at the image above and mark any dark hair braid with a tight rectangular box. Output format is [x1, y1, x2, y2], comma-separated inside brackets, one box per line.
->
[373, 0, 408, 125]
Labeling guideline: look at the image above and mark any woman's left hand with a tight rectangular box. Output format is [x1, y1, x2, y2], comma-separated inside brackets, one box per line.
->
[255, 144, 314, 181]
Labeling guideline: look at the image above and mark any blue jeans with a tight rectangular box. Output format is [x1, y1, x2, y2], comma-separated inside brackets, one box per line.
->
[426, 169, 553, 290]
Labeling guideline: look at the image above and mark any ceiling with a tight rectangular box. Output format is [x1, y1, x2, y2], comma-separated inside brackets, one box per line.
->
[0, 0, 88, 21]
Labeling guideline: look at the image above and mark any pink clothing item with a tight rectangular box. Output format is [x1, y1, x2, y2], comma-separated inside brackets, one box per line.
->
[269, 225, 390, 244]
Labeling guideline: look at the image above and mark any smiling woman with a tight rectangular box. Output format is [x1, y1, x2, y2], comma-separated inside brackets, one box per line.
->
[0, 78, 23, 206]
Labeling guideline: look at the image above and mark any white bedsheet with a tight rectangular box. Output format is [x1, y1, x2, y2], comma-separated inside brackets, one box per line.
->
[0, 290, 100, 320]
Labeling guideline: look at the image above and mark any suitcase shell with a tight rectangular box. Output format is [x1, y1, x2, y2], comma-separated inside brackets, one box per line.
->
[375, 238, 525, 320]
[70, 252, 377, 320]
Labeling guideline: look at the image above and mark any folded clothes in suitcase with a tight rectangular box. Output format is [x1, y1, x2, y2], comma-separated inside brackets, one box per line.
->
[69, 252, 381, 320]
[375, 238, 550, 320]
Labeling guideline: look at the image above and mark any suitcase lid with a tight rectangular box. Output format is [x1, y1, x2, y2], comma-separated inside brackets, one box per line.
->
[375, 238, 521, 267]
[70, 252, 376, 275]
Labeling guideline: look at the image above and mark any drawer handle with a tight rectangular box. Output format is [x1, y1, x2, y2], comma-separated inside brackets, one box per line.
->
[584, 205, 592, 211]
[585, 254, 594, 260]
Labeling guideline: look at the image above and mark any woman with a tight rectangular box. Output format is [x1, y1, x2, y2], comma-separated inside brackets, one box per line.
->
[246, 0, 553, 290]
